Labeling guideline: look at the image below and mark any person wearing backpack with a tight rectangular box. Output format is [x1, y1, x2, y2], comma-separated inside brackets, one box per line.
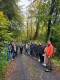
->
[45, 40, 53, 72]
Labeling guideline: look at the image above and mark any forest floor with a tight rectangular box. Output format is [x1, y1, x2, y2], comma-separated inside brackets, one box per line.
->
[4, 53, 60, 80]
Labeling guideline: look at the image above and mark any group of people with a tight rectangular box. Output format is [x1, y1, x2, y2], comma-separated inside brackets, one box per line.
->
[7, 40, 54, 72]
[7, 41, 18, 61]
[24, 40, 53, 72]
[7, 42, 24, 61]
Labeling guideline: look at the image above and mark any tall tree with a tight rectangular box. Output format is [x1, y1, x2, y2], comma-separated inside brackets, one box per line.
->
[47, 0, 55, 40]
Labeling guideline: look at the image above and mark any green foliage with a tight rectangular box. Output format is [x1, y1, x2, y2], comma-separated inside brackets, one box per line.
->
[52, 55, 60, 71]
[0, 11, 13, 52]
[0, 48, 8, 78]
[0, 0, 60, 79]
[26, 0, 60, 56]
[0, 0, 24, 44]
[0, 0, 24, 79]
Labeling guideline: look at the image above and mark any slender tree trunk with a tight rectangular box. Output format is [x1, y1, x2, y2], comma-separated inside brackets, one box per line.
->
[53, 0, 58, 24]
[34, 20, 39, 39]
[34, 8, 40, 39]
[47, 0, 55, 40]
[31, 19, 32, 39]
[27, 21, 28, 39]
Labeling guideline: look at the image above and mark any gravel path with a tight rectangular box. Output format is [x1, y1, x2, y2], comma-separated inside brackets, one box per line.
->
[4, 53, 60, 80]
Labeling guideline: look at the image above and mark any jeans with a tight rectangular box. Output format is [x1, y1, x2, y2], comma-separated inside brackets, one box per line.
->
[25, 49, 27, 54]
[13, 52, 15, 59]
[27, 49, 30, 55]
[7, 51, 10, 61]
[11, 53, 13, 59]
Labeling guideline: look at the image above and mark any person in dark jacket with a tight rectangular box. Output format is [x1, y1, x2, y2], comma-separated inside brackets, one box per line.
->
[11, 42, 14, 60]
[16, 44, 18, 56]
[20, 42, 23, 54]
[24, 43, 27, 54]
[42, 44, 45, 62]
[12, 42, 17, 59]
[34, 42, 38, 58]
[37, 42, 43, 62]
[30, 42, 34, 56]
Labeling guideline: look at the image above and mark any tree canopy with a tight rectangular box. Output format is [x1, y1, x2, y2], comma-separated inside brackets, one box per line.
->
[0, 0, 25, 52]
[0, 0, 60, 55]
[25, 0, 60, 55]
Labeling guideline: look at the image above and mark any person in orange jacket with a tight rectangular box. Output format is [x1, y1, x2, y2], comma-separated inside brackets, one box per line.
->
[45, 40, 53, 72]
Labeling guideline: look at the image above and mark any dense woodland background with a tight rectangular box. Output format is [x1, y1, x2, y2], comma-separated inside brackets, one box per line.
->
[0, 0, 60, 78]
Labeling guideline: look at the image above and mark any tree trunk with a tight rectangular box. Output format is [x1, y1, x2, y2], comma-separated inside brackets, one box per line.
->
[34, 8, 40, 39]
[27, 21, 28, 39]
[31, 19, 32, 39]
[34, 20, 39, 39]
[47, 0, 55, 40]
